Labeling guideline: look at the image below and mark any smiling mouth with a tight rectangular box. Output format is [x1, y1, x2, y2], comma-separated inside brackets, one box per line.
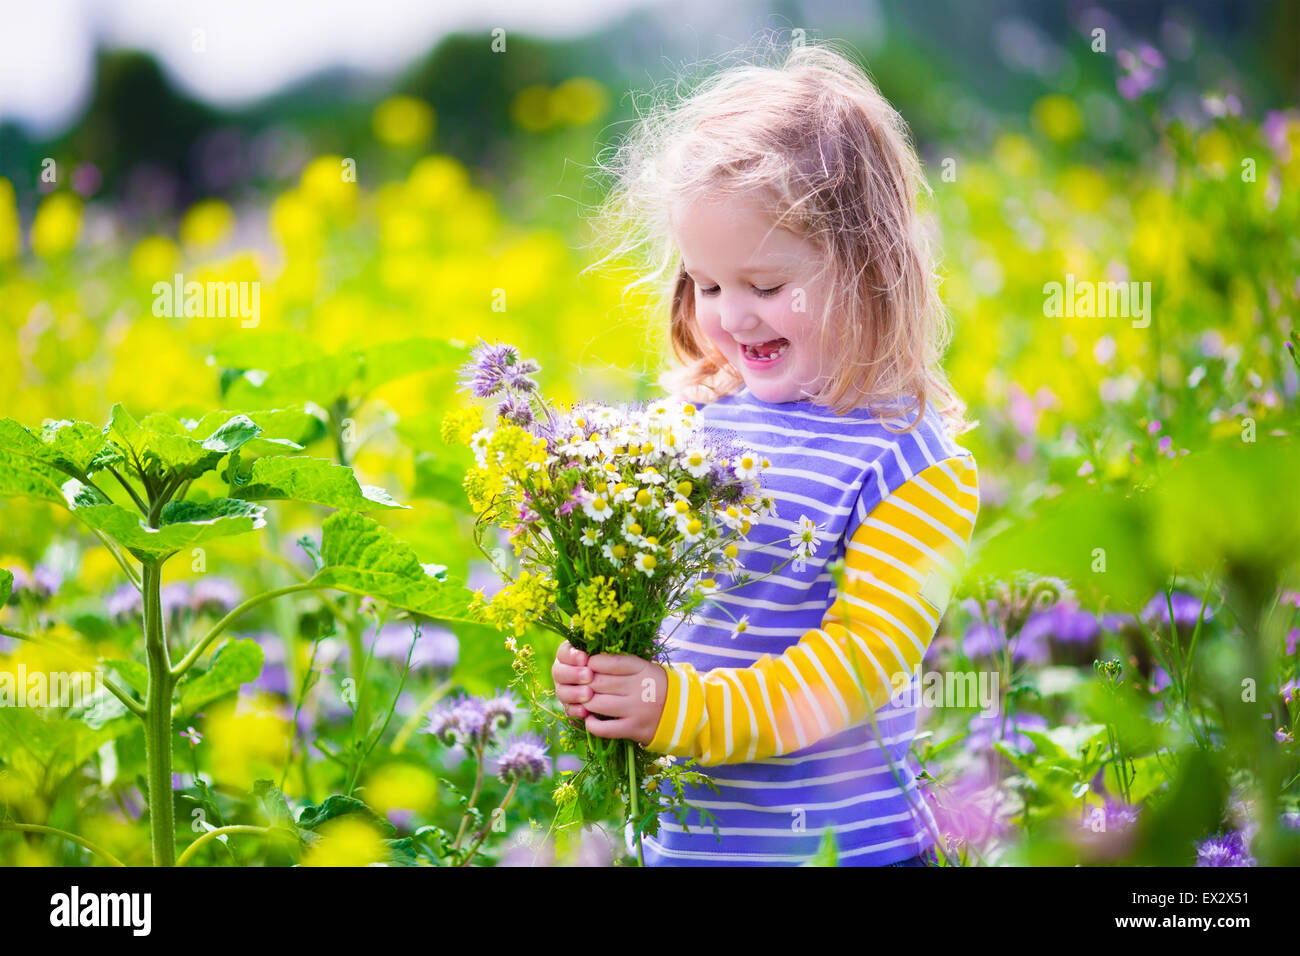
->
[741, 338, 790, 361]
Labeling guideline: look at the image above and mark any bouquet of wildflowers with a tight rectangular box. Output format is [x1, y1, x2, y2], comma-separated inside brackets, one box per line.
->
[441, 340, 795, 863]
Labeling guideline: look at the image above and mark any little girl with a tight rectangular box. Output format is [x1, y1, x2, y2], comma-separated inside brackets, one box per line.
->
[553, 38, 979, 866]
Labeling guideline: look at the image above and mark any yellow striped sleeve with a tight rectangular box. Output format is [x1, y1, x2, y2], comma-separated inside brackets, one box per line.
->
[647, 456, 980, 766]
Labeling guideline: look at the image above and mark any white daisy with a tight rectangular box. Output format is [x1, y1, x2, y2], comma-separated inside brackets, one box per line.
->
[633, 552, 657, 577]
[602, 541, 628, 567]
[680, 447, 712, 479]
[581, 495, 613, 522]
[732, 452, 762, 481]
[579, 527, 601, 547]
[729, 615, 750, 639]
[680, 515, 706, 543]
[715, 504, 744, 532]
[634, 466, 666, 485]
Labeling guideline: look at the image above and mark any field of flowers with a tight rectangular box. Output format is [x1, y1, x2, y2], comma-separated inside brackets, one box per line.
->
[1, 37, 1299, 867]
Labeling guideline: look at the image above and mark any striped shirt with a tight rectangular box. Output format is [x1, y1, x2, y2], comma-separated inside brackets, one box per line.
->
[643, 385, 979, 866]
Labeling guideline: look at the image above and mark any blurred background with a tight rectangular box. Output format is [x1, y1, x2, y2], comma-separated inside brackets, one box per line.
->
[1, 0, 1299, 867]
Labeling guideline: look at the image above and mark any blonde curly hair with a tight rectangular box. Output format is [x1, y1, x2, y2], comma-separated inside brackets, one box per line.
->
[582, 34, 969, 436]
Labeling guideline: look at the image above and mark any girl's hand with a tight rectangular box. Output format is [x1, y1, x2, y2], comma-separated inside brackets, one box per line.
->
[582, 652, 669, 747]
[552, 640, 595, 720]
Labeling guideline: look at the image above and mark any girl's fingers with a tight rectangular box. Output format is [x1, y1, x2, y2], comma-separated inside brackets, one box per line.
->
[557, 641, 588, 667]
[555, 683, 594, 705]
[584, 692, 630, 718]
[586, 653, 643, 675]
[566, 704, 588, 719]
[584, 713, 640, 740]
[587, 672, 631, 694]
[551, 662, 591, 686]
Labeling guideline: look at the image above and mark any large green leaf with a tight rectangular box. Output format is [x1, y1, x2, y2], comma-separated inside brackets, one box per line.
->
[0, 419, 91, 503]
[175, 638, 264, 716]
[188, 406, 327, 455]
[228, 455, 406, 511]
[109, 405, 262, 482]
[75, 498, 267, 560]
[310, 510, 477, 623]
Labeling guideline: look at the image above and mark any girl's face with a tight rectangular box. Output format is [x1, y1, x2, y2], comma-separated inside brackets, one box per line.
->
[672, 190, 831, 405]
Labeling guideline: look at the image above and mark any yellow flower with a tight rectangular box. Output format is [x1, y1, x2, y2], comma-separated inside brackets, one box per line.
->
[549, 77, 608, 126]
[1031, 94, 1083, 143]
[301, 817, 387, 867]
[179, 198, 235, 249]
[373, 95, 435, 147]
[30, 192, 82, 259]
[0, 177, 19, 261]
[129, 236, 180, 282]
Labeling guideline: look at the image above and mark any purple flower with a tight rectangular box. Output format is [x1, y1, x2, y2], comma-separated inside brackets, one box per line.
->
[1195, 830, 1255, 867]
[6, 564, 62, 603]
[1150, 666, 1172, 694]
[458, 338, 540, 399]
[1281, 679, 1297, 707]
[1115, 45, 1165, 101]
[482, 690, 520, 733]
[1286, 628, 1298, 656]
[191, 577, 241, 616]
[1141, 591, 1212, 631]
[496, 392, 536, 427]
[1022, 598, 1100, 646]
[556, 754, 582, 774]
[960, 618, 1049, 664]
[181, 726, 202, 747]
[493, 733, 550, 784]
[161, 583, 193, 619]
[425, 695, 498, 748]
[107, 583, 143, 620]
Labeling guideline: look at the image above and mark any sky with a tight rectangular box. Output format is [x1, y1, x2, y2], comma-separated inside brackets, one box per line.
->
[0, 0, 668, 137]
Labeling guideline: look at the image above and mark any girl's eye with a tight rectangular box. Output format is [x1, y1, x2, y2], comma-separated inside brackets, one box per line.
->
[697, 285, 784, 298]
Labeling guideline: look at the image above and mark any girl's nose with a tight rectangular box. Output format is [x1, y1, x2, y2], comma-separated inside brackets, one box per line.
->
[717, 296, 760, 336]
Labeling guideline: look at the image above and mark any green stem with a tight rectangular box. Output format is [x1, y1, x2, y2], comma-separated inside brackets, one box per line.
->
[627, 738, 643, 866]
[142, 561, 176, 866]
[458, 780, 519, 867]
[452, 747, 487, 857]
[391, 680, 453, 753]
[172, 582, 317, 678]
[175, 825, 272, 867]
[0, 822, 126, 867]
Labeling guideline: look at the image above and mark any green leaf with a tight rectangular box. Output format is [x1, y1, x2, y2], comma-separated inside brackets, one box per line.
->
[109, 405, 255, 482]
[253, 779, 298, 831]
[189, 406, 325, 456]
[75, 498, 267, 560]
[228, 455, 406, 511]
[296, 794, 396, 836]
[175, 638, 264, 716]
[310, 510, 478, 623]
[101, 658, 148, 696]
[0, 419, 83, 503]
[0, 568, 11, 605]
